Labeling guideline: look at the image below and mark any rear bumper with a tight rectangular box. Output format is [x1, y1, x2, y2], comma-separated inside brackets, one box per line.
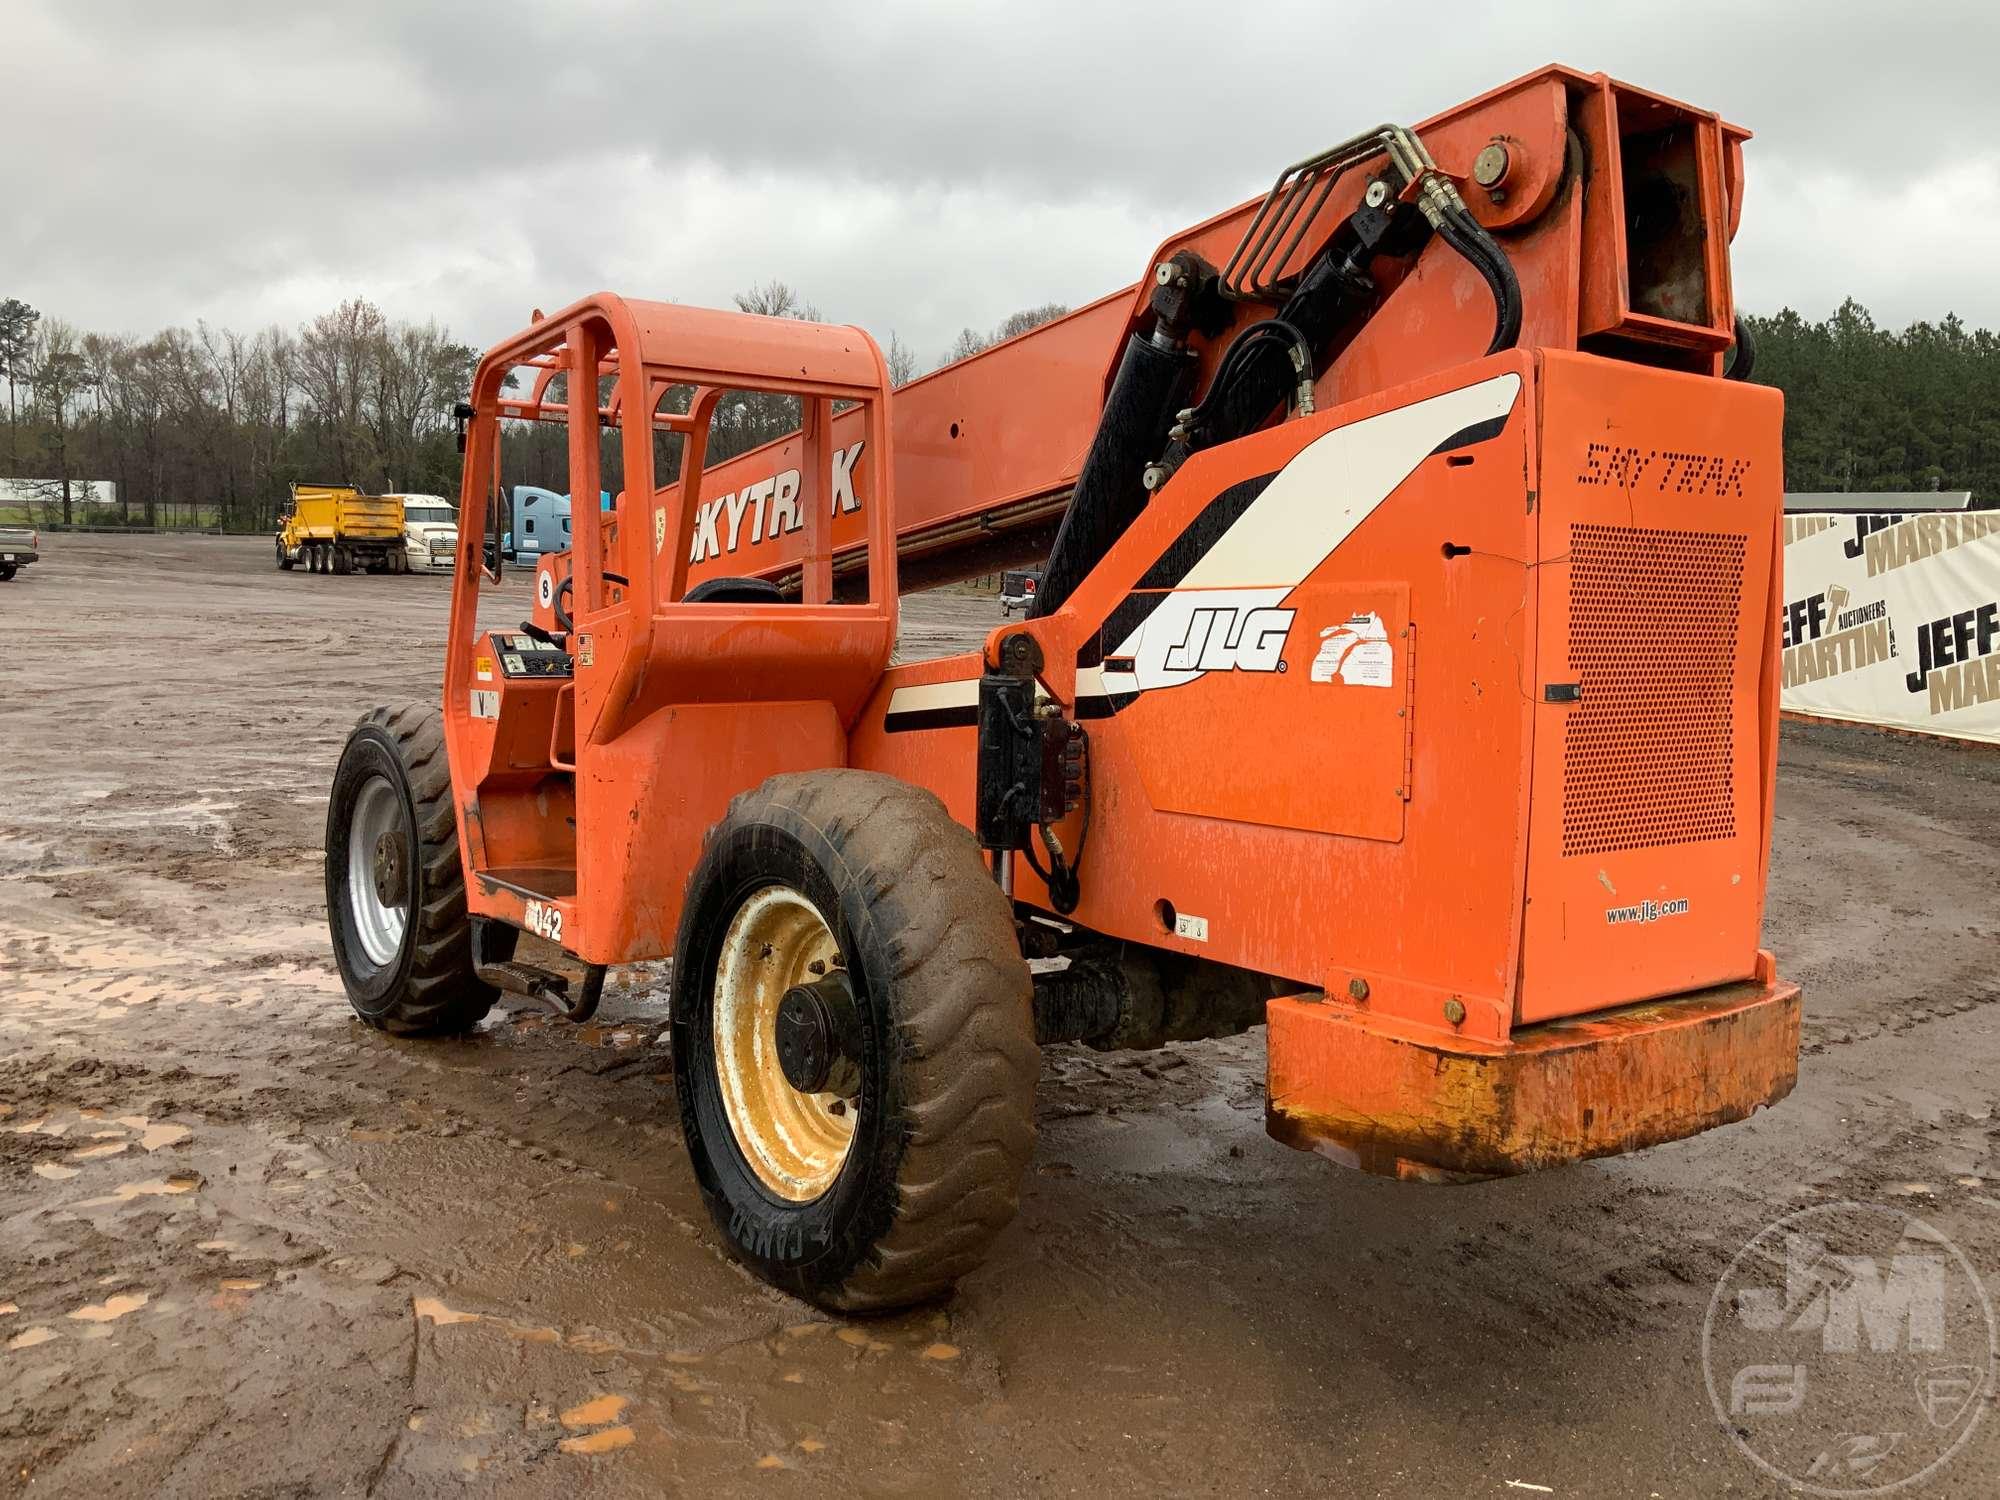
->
[1266, 955, 1800, 1181]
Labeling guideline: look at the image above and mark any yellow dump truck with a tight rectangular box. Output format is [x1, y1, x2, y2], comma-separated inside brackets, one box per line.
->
[276, 484, 408, 574]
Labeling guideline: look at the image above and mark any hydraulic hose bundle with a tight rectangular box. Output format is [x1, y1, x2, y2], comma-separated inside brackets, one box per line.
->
[1032, 123, 1524, 624]
[1430, 195, 1523, 355]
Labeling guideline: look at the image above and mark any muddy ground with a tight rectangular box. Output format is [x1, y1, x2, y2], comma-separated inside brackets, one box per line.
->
[2, 533, 1998, 1498]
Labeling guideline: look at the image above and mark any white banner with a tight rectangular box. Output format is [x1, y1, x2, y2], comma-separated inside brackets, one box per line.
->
[1781, 510, 2000, 745]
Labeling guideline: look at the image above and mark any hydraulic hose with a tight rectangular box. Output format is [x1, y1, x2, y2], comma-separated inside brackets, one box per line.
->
[1433, 203, 1522, 355]
[1170, 316, 1317, 446]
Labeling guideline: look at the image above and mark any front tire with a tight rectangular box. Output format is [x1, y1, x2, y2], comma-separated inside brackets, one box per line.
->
[671, 771, 1038, 1312]
[325, 702, 494, 1035]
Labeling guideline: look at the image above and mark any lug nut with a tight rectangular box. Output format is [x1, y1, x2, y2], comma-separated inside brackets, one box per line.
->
[1348, 977, 1370, 1002]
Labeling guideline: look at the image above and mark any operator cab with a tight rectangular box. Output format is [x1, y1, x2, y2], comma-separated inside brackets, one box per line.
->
[439, 295, 897, 1012]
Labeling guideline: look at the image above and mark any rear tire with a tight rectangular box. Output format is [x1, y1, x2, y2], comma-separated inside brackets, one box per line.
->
[671, 771, 1038, 1312]
[332, 546, 353, 576]
[325, 702, 495, 1035]
[0, 563, 15, 582]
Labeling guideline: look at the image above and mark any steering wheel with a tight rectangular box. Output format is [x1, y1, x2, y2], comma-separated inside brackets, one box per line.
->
[551, 571, 630, 636]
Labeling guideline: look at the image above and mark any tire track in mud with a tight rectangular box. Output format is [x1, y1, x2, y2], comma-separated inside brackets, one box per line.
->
[7, 537, 2000, 1496]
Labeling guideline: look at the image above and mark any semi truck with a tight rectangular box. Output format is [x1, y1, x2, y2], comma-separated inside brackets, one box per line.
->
[277, 484, 405, 574]
[389, 494, 459, 573]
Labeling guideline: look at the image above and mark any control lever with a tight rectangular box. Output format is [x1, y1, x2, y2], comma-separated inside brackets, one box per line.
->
[517, 619, 565, 648]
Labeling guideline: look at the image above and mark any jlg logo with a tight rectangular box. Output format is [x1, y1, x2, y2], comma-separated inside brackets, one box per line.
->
[1119, 588, 1296, 690]
[1162, 606, 1294, 673]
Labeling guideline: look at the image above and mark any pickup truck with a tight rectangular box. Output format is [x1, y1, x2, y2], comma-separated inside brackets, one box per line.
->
[0, 524, 38, 581]
[999, 567, 1042, 616]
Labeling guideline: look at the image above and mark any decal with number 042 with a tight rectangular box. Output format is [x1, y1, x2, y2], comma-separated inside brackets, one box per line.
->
[524, 899, 563, 943]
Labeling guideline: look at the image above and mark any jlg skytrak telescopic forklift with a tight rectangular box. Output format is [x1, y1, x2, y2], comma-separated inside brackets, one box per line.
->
[325, 65, 1800, 1311]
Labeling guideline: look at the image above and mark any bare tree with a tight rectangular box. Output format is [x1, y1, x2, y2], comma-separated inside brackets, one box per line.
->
[732, 279, 822, 323]
[709, 282, 823, 462]
[884, 331, 919, 388]
[297, 298, 389, 484]
[942, 327, 992, 366]
[994, 302, 1070, 341]
[938, 302, 1071, 371]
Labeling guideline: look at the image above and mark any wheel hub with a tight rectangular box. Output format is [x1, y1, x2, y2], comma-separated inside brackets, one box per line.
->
[345, 775, 410, 971]
[712, 887, 860, 1202]
[372, 830, 408, 907]
[775, 973, 862, 1097]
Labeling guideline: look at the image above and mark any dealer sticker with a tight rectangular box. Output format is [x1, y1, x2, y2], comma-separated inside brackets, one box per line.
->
[1311, 611, 1394, 687]
[474, 656, 494, 682]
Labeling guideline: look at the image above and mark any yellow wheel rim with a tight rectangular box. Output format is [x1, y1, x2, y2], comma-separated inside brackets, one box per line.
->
[713, 886, 858, 1202]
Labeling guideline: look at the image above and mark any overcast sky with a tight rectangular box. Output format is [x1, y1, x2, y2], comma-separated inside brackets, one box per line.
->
[7, 1, 1999, 364]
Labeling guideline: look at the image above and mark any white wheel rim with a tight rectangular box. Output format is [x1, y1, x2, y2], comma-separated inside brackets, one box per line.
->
[346, 775, 408, 970]
[713, 885, 858, 1202]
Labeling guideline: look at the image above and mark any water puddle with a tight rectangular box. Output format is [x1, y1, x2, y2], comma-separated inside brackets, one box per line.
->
[557, 1426, 634, 1456]
[559, 1395, 628, 1429]
[69, 1291, 148, 1322]
[115, 1116, 192, 1151]
[413, 1296, 482, 1327]
[75, 1173, 201, 1208]
[7, 1327, 57, 1351]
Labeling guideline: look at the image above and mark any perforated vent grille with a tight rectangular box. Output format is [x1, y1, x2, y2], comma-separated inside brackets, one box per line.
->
[1562, 524, 1745, 857]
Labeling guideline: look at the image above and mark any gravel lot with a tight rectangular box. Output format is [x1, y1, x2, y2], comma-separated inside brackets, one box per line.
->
[3, 533, 1998, 1497]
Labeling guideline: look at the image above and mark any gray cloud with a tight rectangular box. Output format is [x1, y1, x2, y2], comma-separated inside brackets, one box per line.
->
[7, 0, 1999, 362]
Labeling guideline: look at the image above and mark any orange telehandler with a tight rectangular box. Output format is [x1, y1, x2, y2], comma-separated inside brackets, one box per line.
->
[324, 65, 1799, 1311]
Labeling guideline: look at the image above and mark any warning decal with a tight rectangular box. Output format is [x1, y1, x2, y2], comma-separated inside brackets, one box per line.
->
[1311, 611, 1394, 687]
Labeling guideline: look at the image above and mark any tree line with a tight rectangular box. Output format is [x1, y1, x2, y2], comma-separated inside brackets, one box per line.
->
[0, 286, 1073, 531]
[8, 286, 1982, 532]
[1742, 300, 2000, 498]
[0, 295, 478, 529]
